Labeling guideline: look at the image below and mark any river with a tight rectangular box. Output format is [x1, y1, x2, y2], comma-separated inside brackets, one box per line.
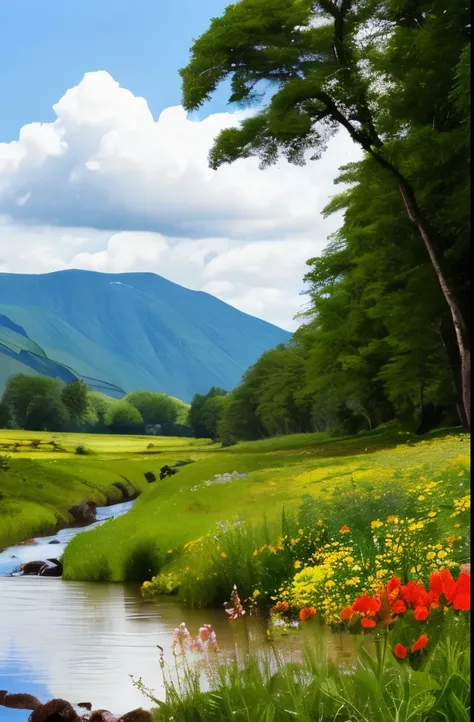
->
[0, 504, 355, 720]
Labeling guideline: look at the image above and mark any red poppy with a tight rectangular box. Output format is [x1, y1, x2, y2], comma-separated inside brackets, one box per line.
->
[413, 605, 429, 621]
[340, 606, 354, 621]
[339, 525, 351, 534]
[392, 599, 407, 614]
[387, 577, 402, 595]
[453, 592, 470, 611]
[411, 634, 429, 653]
[393, 643, 408, 659]
[299, 607, 316, 621]
[352, 595, 381, 617]
[361, 617, 376, 629]
[440, 568, 456, 603]
[401, 581, 429, 608]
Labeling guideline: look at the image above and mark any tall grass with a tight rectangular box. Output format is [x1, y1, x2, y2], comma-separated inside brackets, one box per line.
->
[135, 623, 470, 721]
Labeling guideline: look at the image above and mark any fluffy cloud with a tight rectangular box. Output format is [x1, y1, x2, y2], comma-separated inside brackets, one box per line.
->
[0, 71, 361, 328]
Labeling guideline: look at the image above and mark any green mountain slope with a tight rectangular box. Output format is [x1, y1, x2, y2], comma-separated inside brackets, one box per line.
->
[0, 270, 290, 401]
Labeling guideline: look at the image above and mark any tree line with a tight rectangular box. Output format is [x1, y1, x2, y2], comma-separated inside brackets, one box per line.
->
[183, 0, 469, 442]
[0, 375, 191, 436]
[182, 0, 469, 441]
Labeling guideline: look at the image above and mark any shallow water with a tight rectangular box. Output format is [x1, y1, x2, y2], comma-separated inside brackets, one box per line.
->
[0, 503, 355, 720]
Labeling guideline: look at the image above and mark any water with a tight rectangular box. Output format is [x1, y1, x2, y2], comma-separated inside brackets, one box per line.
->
[0, 500, 134, 577]
[0, 504, 355, 720]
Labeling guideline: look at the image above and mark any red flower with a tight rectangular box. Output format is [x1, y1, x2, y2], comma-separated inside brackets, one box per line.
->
[339, 525, 351, 534]
[393, 644, 408, 659]
[452, 572, 470, 611]
[299, 607, 316, 622]
[340, 606, 354, 621]
[413, 605, 429, 621]
[411, 634, 429, 653]
[392, 599, 407, 614]
[352, 595, 381, 617]
[387, 577, 402, 595]
[361, 617, 376, 629]
[401, 581, 429, 608]
[440, 569, 456, 603]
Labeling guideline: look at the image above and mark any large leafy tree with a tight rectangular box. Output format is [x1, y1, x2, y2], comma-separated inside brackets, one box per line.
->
[61, 380, 90, 425]
[2, 375, 63, 428]
[124, 391, 179, 426]
[180, 0, 470, 426]
[189, 387, 228, 439]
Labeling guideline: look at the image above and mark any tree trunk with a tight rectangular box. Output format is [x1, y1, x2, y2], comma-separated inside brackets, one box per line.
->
[397, 181, 470, 429]
[366, 147, 470, 429]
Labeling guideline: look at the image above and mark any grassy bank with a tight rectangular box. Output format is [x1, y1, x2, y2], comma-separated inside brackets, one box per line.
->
[0, 429, 211, 549]
[62, 428, 470, 586]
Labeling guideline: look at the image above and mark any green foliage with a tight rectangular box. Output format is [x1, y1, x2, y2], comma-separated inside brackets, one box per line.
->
[2, 375, 64, 428]
[61, 380, 90, 424]
[181, 0, 470, 434]
[122, 539, 165, 583]
[189, 387, 229, 440]
[124, 390, 179, 426]
[0, 401, 11, 429]
[104, 400, 144, 432]
[0, 454, 10, 471]
[75, 444, 93, 456]
[25, 393, 70, 432]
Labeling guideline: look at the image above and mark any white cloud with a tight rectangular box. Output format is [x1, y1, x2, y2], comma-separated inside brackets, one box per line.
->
[0, 71, 362, 328]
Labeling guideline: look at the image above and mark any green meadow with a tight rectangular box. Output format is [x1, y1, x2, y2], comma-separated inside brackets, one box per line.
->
[53, 427, 470, 584]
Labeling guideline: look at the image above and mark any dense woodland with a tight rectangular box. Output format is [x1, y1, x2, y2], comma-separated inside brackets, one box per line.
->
[184, 0, 470, 442]
[0, 376, 191, 436]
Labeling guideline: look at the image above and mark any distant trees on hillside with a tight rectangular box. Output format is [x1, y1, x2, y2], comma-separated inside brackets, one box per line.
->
[189, 387, 229, 440]
[0, 374, 191, 436]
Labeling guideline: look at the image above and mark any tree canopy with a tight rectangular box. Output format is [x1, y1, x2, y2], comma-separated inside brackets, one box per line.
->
[181, 0, 470, 426]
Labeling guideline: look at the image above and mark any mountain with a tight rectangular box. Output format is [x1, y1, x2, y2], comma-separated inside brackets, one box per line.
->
[0, 270, 291, 402]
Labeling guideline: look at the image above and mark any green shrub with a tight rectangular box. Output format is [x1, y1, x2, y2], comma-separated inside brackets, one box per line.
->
[0, 454, 11, 471]
[75, 444, 93, 456]
[122, 539, 165, 583]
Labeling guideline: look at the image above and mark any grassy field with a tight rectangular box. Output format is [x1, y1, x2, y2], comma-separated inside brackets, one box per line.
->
[0, 429, 212, 549]
[59, 427, 470, 586]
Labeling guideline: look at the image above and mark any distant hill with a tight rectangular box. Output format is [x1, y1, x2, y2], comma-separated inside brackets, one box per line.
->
[0, 270, 291, 402]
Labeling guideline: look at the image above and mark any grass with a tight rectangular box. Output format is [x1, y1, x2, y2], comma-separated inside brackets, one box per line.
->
[61, 427, 470, 584]
[0, 429, 211, 549]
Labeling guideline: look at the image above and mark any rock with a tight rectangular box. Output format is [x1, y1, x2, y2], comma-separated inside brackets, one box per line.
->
[39, 559, 63, 577]
[17, 538, 37, 546]
[88, 711, 120, 722]
[159, 465, 178, 480]
[144, 472, 156, 483]
[29, 699, 80, 722]
[48, 540, 60, 545]
[78, 703, 92, 711]
[119, 710, 153, 722]
[69, 502, 97, 526]
[20, 560, 46, 575]
[0, 691, 42, 710]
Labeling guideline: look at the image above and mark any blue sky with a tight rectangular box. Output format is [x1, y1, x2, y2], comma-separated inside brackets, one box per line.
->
[0, 0, 359, 329]
[0, 0, 229, 141]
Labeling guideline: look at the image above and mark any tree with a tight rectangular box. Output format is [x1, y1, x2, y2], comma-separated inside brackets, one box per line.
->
[105, 401, 144, 433]
[189, 387, 229, 439]
[61, 380, 90, 425]
[124, 391, 179, 426]
[0, 401, 12, 429]
[25, 394, 70, 431]
[2, 375, 63, 428]
[180, 0, 470, 426]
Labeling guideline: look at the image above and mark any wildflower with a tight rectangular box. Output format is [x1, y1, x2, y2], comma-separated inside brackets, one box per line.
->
[387, 516, 398, 524]
[340, 606, 354, 621]
[299, 606, 316, 621]
[339, 525, 351, 534]
[273, 601, 289, 613]
[172, 622, 191, 656]
[224, 585, 246, 621]
[294, 560, 302, 569]
[417, 495, 425, 501]
[392, 600, 407, 614]
[446, 536, 456, 544]
[220, 552, 227, 559]
[325, 579, 336, 588]
[361, 617, 376, 629]
[371, 520, 384, 529]
[253, 549, 258, 557]
[437, 550, 447, 560]
[393, 643, 408, 660]
[352, 595, 381, 617]
[167, 549, 173, 554]
[411, 634, 429, 653]
[413, 606, 429, 621]
[426, 551, 436, 561]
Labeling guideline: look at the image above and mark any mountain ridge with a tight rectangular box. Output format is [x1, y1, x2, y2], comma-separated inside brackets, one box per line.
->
[0, 269, 290, 402]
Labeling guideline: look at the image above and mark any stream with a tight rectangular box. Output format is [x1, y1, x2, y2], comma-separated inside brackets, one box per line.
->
[0, 503, 355, 720]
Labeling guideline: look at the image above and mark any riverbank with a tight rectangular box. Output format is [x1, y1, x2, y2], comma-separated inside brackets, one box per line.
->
[0, 430, 209, 550]
[62, 428, 470, 589]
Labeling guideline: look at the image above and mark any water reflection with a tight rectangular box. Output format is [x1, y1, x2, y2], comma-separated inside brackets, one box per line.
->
[0, 578, 357, 716]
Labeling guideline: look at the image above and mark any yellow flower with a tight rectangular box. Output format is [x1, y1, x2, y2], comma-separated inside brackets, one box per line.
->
[446, 536, 456, 544]
[167, 549, 173, 554]
[387, 516, 398, 524]
[253, 549, 258, 557]
[426, 552, 436, 561]
[325, 580, 336, 588]
[437, 550, 447, 559]
[221, 552, 227, 559]
[418, 495, 425, 501]
[428, 511, 438, 518]
[371, 520, 384, 529]
[298, 529, 304, 536]
[294, 560, 302, 569]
